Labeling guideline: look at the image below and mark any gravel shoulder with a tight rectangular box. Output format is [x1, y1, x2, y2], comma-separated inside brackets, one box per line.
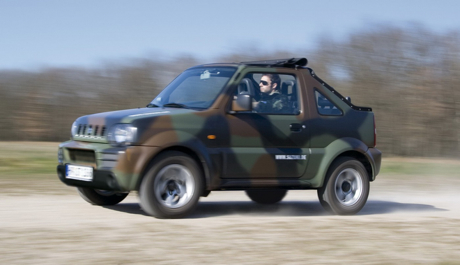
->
[1, 173, 460, 264]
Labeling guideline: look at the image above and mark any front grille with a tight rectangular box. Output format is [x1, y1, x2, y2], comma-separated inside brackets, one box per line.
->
[68, 149, 96, 163]
[76, 124, 106, 137]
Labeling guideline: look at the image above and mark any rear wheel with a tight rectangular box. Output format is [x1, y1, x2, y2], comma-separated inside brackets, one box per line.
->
[317, 157, 369, 215]
[77, 187, 129, 205]
[317, 192, 331, 212]
[245, 189, 287, 204]
[139, 151, 203, 219]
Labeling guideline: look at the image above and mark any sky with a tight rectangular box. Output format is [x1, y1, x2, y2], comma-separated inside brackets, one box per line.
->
[1, 0, 460, 70]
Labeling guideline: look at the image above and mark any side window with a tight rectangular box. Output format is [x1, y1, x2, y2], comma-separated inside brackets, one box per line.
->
[315, 90, 343, 115]
[236, 73, 299, 115]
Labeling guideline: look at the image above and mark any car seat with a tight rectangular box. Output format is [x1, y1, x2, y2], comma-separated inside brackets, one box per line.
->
[281, 80, 298, 114]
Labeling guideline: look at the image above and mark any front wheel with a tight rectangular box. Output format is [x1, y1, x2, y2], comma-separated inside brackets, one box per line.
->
[139, 151, 203, 219]
[245, 189, 287, 204]
[317, 157, 369, 215]
[77, 187, 129, 205]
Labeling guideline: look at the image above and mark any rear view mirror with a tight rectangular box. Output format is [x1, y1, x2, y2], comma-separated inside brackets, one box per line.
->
[231, 93, 252, 112]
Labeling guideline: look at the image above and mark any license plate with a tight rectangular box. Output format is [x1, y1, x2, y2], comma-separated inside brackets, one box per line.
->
[66, 165, 93, 182]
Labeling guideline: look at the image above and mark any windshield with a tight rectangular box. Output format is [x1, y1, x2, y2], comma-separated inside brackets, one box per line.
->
[149, 67, 236, 110]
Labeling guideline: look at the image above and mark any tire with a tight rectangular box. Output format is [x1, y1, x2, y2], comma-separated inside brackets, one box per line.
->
[245, 189, 287, 204]
[139, 151, 203, 219]
[317, 193, 332, 212]
[77, 187, 129, 206]
[317, 157, 370, 215]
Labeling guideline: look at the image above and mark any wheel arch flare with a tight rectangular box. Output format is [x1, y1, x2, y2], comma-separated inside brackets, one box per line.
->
[306, 137, 379, 188]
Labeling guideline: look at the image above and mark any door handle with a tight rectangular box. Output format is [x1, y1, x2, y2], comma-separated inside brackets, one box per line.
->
[290, 123, 305, 132]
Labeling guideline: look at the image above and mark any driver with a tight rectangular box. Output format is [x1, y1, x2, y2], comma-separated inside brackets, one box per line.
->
[255, 73, 288, 113]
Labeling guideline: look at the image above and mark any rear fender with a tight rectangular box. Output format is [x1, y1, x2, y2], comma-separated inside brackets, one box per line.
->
[306, 137, 371, 188]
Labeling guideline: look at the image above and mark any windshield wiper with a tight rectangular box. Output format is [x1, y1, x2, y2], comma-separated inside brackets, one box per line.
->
[146, 103, 159, 108]
[162, 103, 188, 108]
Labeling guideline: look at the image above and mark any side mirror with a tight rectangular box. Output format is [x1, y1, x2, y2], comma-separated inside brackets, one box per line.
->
[231, 93, 252, 112]
[346, 96, 351, 103]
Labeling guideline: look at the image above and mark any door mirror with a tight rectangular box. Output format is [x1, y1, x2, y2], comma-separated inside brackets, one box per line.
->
[231, 93, 252, 112]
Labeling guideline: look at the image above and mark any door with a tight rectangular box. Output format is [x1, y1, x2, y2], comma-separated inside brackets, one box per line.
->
[220, 72, 310, 178]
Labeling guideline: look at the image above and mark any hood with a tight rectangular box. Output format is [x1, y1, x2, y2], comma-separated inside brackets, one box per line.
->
[72, 107, 197, 143]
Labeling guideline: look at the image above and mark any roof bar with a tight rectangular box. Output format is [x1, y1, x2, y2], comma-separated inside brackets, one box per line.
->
[241, 57, 308, 67]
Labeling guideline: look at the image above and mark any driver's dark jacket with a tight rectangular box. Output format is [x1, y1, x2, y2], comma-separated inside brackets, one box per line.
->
[255, 91, 289, 113]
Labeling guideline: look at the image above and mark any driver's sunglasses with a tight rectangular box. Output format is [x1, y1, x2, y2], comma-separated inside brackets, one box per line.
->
[259, 80, 269, 86]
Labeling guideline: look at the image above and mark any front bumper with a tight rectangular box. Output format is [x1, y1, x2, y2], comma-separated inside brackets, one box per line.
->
[57, 141, 160, 191]
[57, 165, 123, 191]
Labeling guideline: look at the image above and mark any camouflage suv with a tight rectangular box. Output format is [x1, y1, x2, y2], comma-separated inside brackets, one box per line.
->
[57, 58, 381, 218]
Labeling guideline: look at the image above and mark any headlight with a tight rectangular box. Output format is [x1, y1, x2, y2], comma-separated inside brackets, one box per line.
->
[71, 121, 78, 139]
[107, 124, 138, 146]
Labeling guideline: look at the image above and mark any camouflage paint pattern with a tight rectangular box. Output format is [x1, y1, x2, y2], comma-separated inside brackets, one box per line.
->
[57, 61, 381, 192]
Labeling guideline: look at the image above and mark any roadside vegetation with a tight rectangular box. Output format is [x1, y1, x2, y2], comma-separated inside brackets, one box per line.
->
[0, 142, 58, 175]
[381, 157, 460, 176]
[0, 142, 70, 194]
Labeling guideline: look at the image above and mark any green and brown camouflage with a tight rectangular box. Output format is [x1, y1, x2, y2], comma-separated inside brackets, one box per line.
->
[57, 58, 381, 194]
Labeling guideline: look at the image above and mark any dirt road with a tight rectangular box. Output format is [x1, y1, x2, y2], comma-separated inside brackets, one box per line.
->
[1, 175, 460, 264]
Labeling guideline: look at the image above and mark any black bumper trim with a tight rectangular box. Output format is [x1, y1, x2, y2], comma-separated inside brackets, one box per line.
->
[57, 165, 123, 191]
